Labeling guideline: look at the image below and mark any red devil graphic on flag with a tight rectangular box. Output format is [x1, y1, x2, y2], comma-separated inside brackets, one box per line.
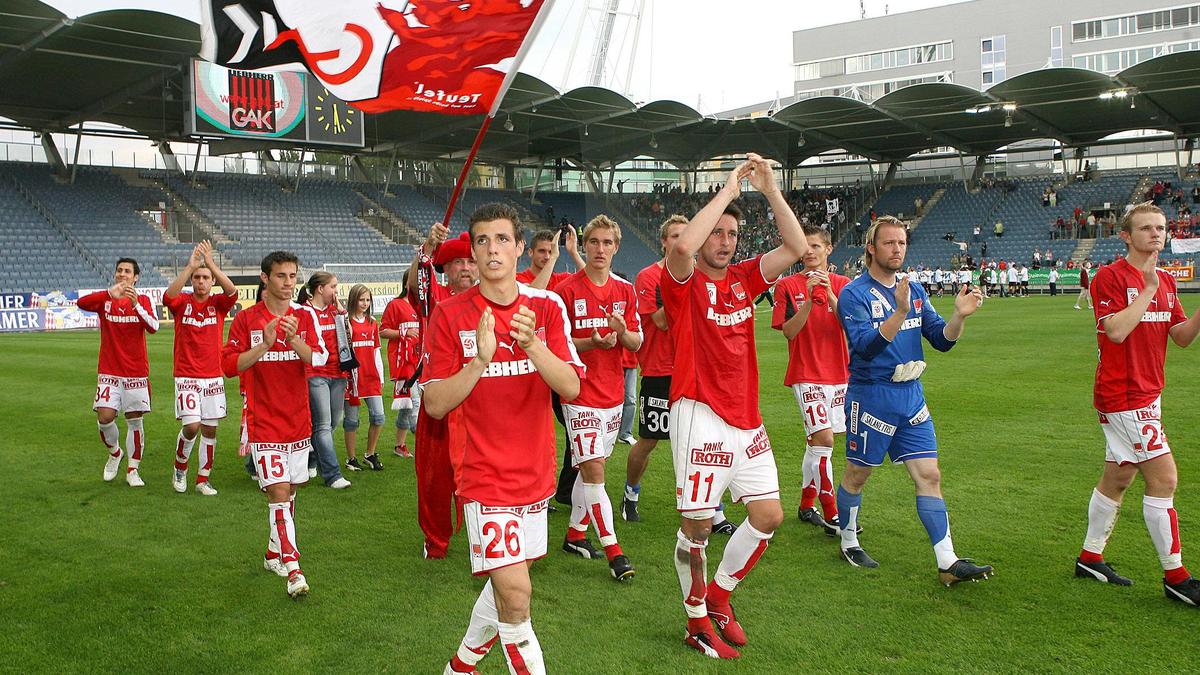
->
[200, 0, 549, 115]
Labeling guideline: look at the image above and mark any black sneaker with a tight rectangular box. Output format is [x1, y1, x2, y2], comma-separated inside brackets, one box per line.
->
[799, 507, 835, 536]
[364, 454, 384, 471]
[1164, 576, 1200, 606]
[609, 554, 635, 581]
[712, 520, 738, 536]
[841, 546, 879, 568]
[939, 558, 993, 586]
[563, 537, 603, 560]
[621, 497, 641, 522]
[1075, 558, 1133, 586]
[345, 457, 364, 472]
[827, 513, 863, 536]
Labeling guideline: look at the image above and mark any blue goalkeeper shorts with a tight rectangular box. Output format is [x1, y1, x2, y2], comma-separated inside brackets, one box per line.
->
[844, 382, 938, 467]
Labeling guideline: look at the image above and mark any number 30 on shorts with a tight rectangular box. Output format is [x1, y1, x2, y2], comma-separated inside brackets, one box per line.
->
[482, 519, 522, 559]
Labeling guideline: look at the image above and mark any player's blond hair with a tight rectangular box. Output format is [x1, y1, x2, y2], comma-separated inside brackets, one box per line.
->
[863, 216, 908, 266]
[583, 214, 622, 244]
[346, 283, 374, 323]
[1119, 201, 1166, 235]
[659, 214, 688, 240]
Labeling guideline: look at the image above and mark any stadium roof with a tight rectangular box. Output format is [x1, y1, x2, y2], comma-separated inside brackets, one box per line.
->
[3, 0, 1200, 167]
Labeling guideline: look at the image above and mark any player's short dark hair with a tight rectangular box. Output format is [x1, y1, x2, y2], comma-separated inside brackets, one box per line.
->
[468, 203, 524, 242]
[802, 223, 831, 244]
[116, 257, 140, 276]
[260, 250, 299, 275]
[530, 229, 556, 247]
[722, 203, 743, 223]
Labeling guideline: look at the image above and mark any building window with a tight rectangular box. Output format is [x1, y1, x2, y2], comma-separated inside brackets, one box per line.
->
[1072, 39, 1200, 73]
[1073, 4, 1200, 42]
[981, 35, 1006, 85]
[1050, 26, 1063, 66]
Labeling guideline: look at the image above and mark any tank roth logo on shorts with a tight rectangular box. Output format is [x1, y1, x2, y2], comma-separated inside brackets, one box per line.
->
[570, 412, 601, 431]
[691, 443, 733, 467]
[803, 390, 822, 404]
[746, 429, 772, 458]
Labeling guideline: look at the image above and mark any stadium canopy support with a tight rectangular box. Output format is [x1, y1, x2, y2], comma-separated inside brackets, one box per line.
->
[156, 141, 183, 176]
[37, 132, 66, 176]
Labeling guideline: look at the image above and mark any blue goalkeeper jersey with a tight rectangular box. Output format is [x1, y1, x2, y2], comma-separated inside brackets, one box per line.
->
[838, 273, 956, 386]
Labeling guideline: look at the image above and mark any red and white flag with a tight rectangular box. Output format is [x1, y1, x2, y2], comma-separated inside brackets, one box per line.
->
[200, 0, 550, 115]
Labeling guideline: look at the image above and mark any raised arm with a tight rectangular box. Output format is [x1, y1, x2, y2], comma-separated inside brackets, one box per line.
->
[408, 222, 450, 298]
[202, 241, 237, 296]
[166, 243, 204, 298]
[666, 162, 749, 281]
[747, 153, 808, 280]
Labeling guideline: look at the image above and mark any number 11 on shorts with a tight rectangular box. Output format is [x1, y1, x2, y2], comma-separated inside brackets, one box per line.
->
[687, 471, 715, 503]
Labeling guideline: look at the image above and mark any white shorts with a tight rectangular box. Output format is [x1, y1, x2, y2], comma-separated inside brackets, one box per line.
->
[563, 403, 622, 468]
[1098, 398, 1172, 466]
[791, 383, 847, 436]
[463, 499, 549, 576]
[670, 397, 779, 518]
[251, 439, 312, 490]
[92, 374, 151, 413]
[174, 377, 227, 424]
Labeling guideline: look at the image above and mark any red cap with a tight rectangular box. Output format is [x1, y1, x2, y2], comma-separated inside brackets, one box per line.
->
[433, 232, 472, 269]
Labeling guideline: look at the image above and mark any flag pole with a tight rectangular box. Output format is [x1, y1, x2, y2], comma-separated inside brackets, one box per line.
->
[439, 0, 557, 228]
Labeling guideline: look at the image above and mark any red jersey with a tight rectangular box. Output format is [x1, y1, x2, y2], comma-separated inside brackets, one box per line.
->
[304, 303, 346, 379]
[554, 271, 640, 408]
[1092, 258, 1188, 411]
[222, 302, 327, 445]
[163, 291, 238, 378]
[348, 316, 384, 397]
[77, 291, 158, 377]
[421, 285, 583, 506]
[661, 257, 772, 429]
[635, 262, 673, 376]
[771, 272, 850, 386]
[517, 267, 570, 291]
[380, 296, 421, 381]
[621, 347, 638, 369]
[1080, 267, 1090, 288]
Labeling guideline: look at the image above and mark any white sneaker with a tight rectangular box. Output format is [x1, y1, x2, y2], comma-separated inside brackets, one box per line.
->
[195, 482, 218, 496]
[308, 467, 318, 479]
[172, 470, 187, 493]
[617, 434, 636, 445]
[263, 556, 288, 577]
[329, 477, 352, 489]
[125, 470, 145, 487]
[287, 572, 309, 598]
[103, 451, 123, 482]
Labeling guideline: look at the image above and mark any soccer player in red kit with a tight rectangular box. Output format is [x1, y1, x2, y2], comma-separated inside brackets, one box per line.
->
[516, 227, 582, 291]
[555, 215, 642, 581]
[771, 224, 851, 534]
[1075, 202, 1200, 606]
[380, 277, 421, 458]
[164, 241, 237, 496]
[423, 203, 583, 675]
[663, 154, 809, 658]
[222, 251, 328, 598]
[622, 215, 688, 523]
[78, 258, 160, 487]
[406, 224, 479, 559]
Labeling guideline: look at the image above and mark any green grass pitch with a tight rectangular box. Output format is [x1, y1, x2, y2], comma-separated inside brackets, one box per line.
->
[1, 294, 1197, 673]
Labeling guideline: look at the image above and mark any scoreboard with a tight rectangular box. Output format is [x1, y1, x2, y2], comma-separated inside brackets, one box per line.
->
[185, 58, 365, 148]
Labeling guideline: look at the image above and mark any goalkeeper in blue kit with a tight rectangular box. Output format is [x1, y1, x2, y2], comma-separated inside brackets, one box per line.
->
[835, 217, 994, 585]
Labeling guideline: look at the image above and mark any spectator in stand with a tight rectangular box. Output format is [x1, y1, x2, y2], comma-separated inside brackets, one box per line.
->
[1046, 248, 1055, 265]
[1192, 184, 1200, 204]
[1033, 250, 1042, 267]
[994, 220, 1005, 238]
[973, 224, 981, 242]
[1049, 188, 1058, 207]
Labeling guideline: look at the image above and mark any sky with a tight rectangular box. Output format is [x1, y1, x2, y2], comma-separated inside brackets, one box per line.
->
[43, 0, 970, 114]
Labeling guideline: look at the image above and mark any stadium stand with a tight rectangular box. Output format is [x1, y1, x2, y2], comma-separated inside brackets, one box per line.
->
[0, 164, 110, 292]
[2, 159, 1196, 294]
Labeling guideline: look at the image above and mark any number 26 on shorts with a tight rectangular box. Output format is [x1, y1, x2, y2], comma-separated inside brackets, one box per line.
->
[482, 519, 521, 559]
